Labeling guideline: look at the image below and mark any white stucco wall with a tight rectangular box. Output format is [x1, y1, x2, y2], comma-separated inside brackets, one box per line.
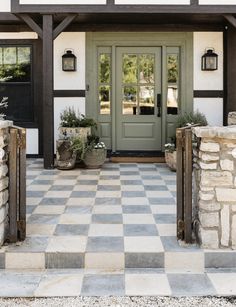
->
[0, 32, 38, 39]
[54, 32, 86, 90]
[26, 129, 39, 155]
[0, 0, 10, 12]
[193, 32, 223, 126]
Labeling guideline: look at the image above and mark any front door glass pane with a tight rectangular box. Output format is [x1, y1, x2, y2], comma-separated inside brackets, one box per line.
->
[122, 54, 137, 84]
[123, 86, 137, 115]
[139, 55, 154, 84]
[122, 53, 155, 115]
[139, 86, 154, 115]
[98, 53, 111, 115]
[167, 54, 179, 115]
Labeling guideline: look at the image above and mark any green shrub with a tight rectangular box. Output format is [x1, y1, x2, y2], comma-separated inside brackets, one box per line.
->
[176, 111, 208, 128]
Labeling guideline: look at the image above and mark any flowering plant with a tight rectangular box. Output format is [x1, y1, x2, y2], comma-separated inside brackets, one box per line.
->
[165, 143, 176, 153]
[94, 142, 106, 149]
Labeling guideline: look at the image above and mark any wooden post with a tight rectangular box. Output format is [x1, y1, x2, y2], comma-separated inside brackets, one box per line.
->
[8, 128, 18, 243]
[18, 128, 26, 241]
[184, 128, 193, 243]
[43, 14, 54, 169]
[176, 128, 184, 240]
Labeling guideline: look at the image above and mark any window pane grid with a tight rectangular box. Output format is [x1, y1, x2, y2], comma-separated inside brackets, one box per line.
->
[122, 53, 155, 115]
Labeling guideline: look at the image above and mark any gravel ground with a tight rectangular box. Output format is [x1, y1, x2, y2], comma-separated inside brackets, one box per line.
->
[0, 297, 235, 307]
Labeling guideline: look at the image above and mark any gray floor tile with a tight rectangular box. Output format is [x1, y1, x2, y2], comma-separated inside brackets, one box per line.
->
[77, 180, 98, 185]
[121, 180, 143, 185]
[144, 185, 168, 191]
[55, 224, 89, 236]
[120, 171, 140, 175]
[0, 271, 42, 297]
[97, 185, 121, 191]
[7, 237, 49, 252]
[122, 206, 151, 214]
[154, 214, 176, 224]
[205, 252, 236, 268]
[168, 274, 216, 296]
[31, 180, 54, 185]
[92, 214, 123, 224]
[27, 191, 46, 198]
[141, 175, 161, 180]
[124, 224, 158, 236]
[122, 191, 146, 198]
[27, 214, 60, 225]
[95, 198, 121, 205]
[71, 191, 96, 198]
[26, 206, 36, 214]
[0, 254, 5, 269]
[81, 274, 125, 296]
[100, 175, 120, 180]
[125, 253, 164, 268]
[46, 253, 84, 269]
[87, 237, 124, 252]
[149, 198, 176, 205]
[65, 206, 93, 214]
[50, 185, 74, 191]
[39, 198, 68, 206]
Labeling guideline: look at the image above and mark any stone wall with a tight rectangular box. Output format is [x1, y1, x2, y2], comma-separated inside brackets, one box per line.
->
[193, 126, 236, 249]
[0, 121, 12, 246]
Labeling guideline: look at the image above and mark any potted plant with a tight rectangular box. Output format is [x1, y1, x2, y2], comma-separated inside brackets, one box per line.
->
[165, 111, 208, 171]
[83, 135, 107, 169]
[56, 136, 86, 170]
[165, 143, 176, 171]
[59, 107, 97, 142]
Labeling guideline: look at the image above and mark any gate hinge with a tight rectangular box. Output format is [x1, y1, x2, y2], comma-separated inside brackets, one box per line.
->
[178, 219, 185, 232]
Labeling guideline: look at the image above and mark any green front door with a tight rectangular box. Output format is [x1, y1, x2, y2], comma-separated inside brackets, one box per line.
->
[116, 47, 162, 151]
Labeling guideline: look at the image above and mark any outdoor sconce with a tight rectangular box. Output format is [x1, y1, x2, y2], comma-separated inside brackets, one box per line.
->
[201, 48, 218, 71]
[62, 49, 77, 71]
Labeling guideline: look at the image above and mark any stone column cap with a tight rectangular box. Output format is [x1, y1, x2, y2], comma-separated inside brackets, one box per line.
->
[193, 126, 236, 139]
[0, 121, 13, 129]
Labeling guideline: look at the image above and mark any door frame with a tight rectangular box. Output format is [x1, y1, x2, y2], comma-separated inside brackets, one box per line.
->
[86, 32, 193, 152]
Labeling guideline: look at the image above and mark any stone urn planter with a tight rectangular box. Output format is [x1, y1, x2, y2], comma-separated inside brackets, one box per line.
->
[84, 148, 107, 169]
[56, 139, 76, 170]
[165, 150, 177, 172]
[59, 127, 91, 142]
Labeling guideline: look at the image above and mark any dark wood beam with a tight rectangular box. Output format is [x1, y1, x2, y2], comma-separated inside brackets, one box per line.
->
[42, 14, 54, 169]
[224, 14, 236, 28]
[18, 14, 43, 39]
[225, 25, 236, 122]
[53, 14, 77, 40]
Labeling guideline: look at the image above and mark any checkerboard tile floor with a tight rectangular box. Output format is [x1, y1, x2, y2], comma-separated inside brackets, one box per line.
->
[2, 158, 236, 271]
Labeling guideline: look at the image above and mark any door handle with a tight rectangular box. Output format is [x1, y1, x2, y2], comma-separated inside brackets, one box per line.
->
[157, 94, 162, 117]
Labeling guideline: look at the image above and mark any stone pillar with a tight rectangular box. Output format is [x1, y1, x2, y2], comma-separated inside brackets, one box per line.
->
[0, 121, 12, 246]
[193, 126, 236, 250]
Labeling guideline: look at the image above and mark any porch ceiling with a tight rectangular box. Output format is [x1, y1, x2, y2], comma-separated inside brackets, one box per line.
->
[0, 12, 230, 31]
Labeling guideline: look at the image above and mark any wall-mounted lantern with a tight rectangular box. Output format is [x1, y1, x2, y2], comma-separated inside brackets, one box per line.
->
[201, 48, 218, 71]
[62, 49, 77, 72]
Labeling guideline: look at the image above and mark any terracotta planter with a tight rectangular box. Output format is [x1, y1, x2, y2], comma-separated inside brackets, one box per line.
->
[59, 127, 91, 141]
[84, 148, 107, 169]
[56, 140, 76, 170]
[165, 150, 177, 171]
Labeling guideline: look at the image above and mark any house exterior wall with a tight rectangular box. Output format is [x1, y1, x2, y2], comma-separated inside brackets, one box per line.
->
[0, 30, 224, 154]
[193, 32, 224, 126]
[0, 0, 11, 12]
